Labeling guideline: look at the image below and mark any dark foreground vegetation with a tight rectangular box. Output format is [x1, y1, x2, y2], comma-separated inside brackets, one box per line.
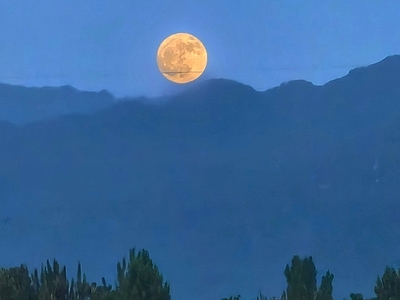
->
[0, 248, 399, 300]
[0, 248, 170, 300]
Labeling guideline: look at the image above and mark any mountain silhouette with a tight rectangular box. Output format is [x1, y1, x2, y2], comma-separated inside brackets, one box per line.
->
[0, 83, 115, 124]
[1, 55, 400, 300]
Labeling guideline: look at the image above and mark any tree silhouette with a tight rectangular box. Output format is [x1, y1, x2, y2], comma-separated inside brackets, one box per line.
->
[284, 255, 317, 300]
[316, 270, 334, 300]
[72, 261, 91, 299]
[350, 293, 364, 300]
[221, 295, 241, 300]
[0, 264, 35, 299]
[374, 266, 400, 300]
[114, 248, 171, 300]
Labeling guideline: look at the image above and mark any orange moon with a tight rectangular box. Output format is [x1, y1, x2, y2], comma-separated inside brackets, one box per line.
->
[156, 33, 207, 84]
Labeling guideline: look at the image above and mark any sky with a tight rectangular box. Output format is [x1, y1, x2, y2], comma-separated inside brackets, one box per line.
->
[1, 1, 400, 98]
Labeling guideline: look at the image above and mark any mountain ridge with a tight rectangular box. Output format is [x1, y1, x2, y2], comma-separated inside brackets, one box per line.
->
[0, 54, 400, 300]
[0, 54, 399, 127]
[0, 82, 116, 124]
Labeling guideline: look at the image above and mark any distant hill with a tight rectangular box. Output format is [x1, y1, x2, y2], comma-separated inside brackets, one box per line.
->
[1, 55, 400, 300]
[0, 83, 116, 124]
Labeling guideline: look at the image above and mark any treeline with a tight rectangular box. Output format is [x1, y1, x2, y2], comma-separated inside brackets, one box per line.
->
[223, 256, 400, 300]
[1, 250, 400, 300]
[0, 248, 170, 300]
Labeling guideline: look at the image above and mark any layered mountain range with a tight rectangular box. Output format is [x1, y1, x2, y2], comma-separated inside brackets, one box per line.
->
[1, 55, 400, 300]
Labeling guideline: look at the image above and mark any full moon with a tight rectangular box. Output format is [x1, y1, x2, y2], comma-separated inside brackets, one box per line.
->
[156, 32, 207, 84]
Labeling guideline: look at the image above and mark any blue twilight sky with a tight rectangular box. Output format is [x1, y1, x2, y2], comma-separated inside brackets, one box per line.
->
[0, 1, 400, 98]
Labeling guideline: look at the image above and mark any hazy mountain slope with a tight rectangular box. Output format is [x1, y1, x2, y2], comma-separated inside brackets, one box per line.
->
[1, 55, 400, 300]
[0, 83, 115, 124]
